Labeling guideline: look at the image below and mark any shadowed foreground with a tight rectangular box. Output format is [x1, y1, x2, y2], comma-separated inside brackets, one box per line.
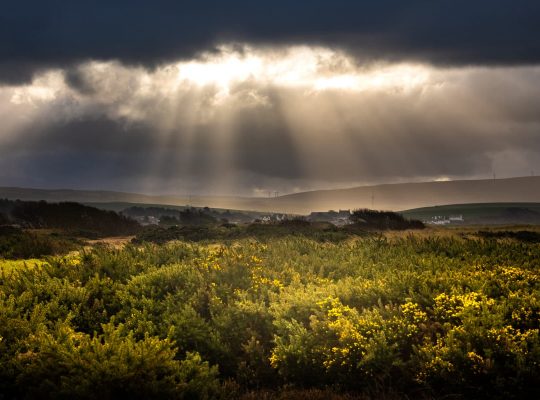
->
[1, 234, 539, 399]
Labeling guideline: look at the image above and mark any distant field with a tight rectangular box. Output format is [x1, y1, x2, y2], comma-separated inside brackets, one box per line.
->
[401, 202, 540, 225]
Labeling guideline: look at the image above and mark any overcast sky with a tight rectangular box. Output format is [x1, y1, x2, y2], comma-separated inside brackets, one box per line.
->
[1, 1, 539, 196]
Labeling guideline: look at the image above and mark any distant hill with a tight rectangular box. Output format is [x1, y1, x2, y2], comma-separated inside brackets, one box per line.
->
[0, 187, 190, 205]
[268, 176, 540, 214]
[0, 187, 261, 213]
[401, 203, 540, 225]
[2, 176, 540, 214]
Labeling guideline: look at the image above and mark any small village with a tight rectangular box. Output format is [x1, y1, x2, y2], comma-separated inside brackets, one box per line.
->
[425, 214, 464, 225]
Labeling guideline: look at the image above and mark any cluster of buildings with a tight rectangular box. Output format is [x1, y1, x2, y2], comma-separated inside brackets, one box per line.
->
[132, 215, 160, 226]
[426, 215, 464, 225]
[258, 214, 289, 223]
[128, 207, 359, 227]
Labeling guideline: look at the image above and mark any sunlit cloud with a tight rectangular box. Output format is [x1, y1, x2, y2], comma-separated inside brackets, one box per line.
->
[1, 44, 539, 196]
[6, 45, 432, 121]
[434, 177, 451, 182]
[175, 46, 430, 95]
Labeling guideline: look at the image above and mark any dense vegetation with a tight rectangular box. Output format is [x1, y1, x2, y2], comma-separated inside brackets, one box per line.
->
[477, 230, 540, 243]
[132, 211, 424, 245]
[132, 220, 352, 244]
[1, 232, 539, 399]
[349, 209, 425, 230]
[123, 206, 256, 225]
[0, 199, 140, 237]
[159, 208, 218, 227]
[0, 226, 82, 259]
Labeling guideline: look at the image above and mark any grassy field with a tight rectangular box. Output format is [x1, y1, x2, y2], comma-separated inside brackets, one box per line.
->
[0, 228, 539, 399]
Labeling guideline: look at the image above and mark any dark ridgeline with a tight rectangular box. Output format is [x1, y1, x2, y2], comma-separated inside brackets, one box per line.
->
[0, 199, 140, 237]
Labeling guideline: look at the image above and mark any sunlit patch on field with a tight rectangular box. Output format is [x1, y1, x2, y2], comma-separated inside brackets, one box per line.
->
[0, 258, 49, 272]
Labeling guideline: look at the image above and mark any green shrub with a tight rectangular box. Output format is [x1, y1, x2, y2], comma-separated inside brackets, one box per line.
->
[1, 234, 539, 398]
[10, 323, 219, 399]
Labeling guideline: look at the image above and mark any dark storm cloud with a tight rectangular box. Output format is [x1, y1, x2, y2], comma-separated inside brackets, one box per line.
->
[2, 1, 540, 84]
[3, 70, 540, 194]
[1, 117, 154, 177]
[0, 115, 205, 191]
[2, 51, 540, 195]
[0, 108, 304, 186]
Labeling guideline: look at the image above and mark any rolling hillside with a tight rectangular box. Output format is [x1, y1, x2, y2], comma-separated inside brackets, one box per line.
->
[2, 176, 540, 214]
[268, 176, 540, 214]
[401, 203, 540, 225]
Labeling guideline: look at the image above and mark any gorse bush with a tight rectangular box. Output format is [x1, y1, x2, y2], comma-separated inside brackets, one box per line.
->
[0, 226, 81, 259]
[13, 323, 219, 400]
[0, 235, 539, 398]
